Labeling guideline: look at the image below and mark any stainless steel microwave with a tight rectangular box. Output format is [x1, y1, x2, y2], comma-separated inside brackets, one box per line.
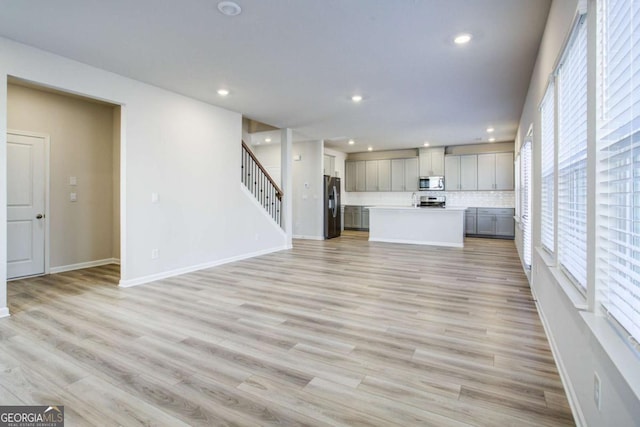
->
[419, 176, 444, 191]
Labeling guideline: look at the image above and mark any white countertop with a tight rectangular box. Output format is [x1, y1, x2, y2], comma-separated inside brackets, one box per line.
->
[365, 205, 467, 211]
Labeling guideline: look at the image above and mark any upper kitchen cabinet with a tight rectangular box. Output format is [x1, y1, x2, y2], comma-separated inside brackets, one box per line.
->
[444, 155, 477, 191]
[419, 147, 445, 176]
[389, 158, 419, 191]
[355, 160, 366, 191]
[345, 161, 356, 191]
[477, 152, 514, 190]
[323, 154, 335, 176]
[403, 157, 420, 191]
[365, 160, 391, 192]
[345, 160, 367, 192]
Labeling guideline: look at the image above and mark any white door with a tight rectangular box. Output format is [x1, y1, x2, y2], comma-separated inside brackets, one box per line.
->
[7, 132, 46, 279]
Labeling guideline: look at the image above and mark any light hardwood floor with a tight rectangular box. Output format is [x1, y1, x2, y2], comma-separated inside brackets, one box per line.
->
[1, 232, 574, 426]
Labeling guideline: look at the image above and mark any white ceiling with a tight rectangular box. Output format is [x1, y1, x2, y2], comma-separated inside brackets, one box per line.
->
[0, 0, 550, 153]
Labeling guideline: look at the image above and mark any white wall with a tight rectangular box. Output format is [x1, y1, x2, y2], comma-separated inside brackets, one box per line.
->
[0, 37, 287, 307]
[292, 141, 323, 239]
[515, 1, 640, 425]
[252, 141, 325, 240]
[252, 143, 281, 187]
[7, 83, 118, 270]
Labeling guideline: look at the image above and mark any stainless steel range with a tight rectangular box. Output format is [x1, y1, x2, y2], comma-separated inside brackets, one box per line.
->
[420, 195, 446, 208]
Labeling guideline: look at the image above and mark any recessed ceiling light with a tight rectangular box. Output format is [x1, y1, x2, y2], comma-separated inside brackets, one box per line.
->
[367, 146, 373, 151]
[489, 137, 496, 142]
[423, 142, 430, 147]
[348, 139, 355, 145]
[265, 138, 271, 143]
[217, 89, 229, 96]
[351, 95, 363, 103]
[486, 127, 495, 133]
[454, 33, 472, 45]
[217, 1, 242, 16]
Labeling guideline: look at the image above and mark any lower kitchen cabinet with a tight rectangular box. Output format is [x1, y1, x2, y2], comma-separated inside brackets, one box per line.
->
[465, 208, 477, 235]
[466, 207, 514, 239]
[343, 205, 370, 231]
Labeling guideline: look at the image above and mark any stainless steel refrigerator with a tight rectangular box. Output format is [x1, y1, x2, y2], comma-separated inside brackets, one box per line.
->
[324, 175, 341, 239]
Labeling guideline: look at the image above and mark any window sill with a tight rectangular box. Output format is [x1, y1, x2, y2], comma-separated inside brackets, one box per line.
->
[536, 246, 555, 267]
[581, 312, 640, 402]
[536, 247, 587, 311]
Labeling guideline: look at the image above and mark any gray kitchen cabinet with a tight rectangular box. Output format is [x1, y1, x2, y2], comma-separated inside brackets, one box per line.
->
[465, 208, 477, 235]
[377, 160, 391, 191]
[419, 147, 445, 176]
[477, 153, 514, 190]
[391, 158, 419, 191]
[460, 155, 478, 190]
[404, 157, 419, 191]
[365, 161, 378, 191]
[496, 213, 516, 237]
[475, 208, 515, 238]
[445, 155, 477, 191]
[323, 154, 335, 176]
[495, 152, 514, 190]
[365, 160, 391, 192]
[343, 205, 361, 228]
[344, 205, 369, 230]
[476, 213, 495, 235]
[345, 161, 356, 192]
[444, 156, 460, 190]
[362, 208, 370, 229]
[391, 159, 405, 191]
[355, 161, 366, 192]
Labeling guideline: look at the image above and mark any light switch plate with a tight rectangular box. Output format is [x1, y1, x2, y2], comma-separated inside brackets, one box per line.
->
[69, 176, 77, 185]
[70, 192, 77, 202]
[151, 192, 159, 203]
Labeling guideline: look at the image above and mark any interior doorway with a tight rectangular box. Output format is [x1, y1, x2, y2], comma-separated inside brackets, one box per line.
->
[6, 79, 121, 284]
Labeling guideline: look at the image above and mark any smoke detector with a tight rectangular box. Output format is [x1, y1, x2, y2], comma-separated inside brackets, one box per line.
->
[217, 1, 241, 16]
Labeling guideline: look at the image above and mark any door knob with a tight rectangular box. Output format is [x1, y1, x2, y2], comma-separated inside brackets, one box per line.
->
[36, 214, 44, 219]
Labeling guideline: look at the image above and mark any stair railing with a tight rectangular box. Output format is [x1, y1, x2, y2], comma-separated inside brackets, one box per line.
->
[241, 141, 282, 226]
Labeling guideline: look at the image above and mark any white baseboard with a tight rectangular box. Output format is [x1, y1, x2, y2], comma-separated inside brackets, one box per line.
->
[534, 300, 586, 427]
[0, 307, 10, 318]
[118, 245, 289, 288]
[49, 258, 120, 274]
[293, 235, 324, 240]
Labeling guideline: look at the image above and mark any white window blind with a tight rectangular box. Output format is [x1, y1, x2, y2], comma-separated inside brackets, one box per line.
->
[522, 141, 532, 267]
[540, 82, 556, 253]
[597, 0, 640, 345]
[557, 15, 588, 290]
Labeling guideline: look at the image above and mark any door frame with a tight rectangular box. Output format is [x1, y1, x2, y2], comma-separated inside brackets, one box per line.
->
[7, 129, 51, 278]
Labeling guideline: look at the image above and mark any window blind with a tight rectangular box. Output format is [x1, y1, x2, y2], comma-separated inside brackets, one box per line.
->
[540, 82, 556, 253]
[522, 141, 532, 267]
[597, 0, 640, 344]
[558, 15, 588, 290]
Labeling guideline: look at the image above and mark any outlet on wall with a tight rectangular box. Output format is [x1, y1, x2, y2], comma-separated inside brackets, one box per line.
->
[594, 371, 601, 410]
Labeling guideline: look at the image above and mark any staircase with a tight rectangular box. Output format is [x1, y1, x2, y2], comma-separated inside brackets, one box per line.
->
[241, 141, 282, 226]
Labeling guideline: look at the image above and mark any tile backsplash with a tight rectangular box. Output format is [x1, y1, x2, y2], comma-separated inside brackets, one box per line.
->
[343, 191, 515, 208]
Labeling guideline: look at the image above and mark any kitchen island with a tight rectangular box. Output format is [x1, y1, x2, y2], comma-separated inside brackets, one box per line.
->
[367, 206, 467, 248]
